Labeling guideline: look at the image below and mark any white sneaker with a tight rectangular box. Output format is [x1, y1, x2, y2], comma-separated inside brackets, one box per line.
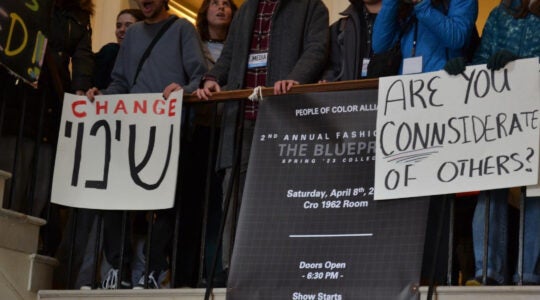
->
[101, 268, 119, 289]
[133, 270, 163, 289]
[101, 268, 131, 289]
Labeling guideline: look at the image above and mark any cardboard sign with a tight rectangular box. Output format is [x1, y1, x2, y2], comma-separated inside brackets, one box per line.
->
[51, 91, 183, 210]
[375, 58, 540, 200]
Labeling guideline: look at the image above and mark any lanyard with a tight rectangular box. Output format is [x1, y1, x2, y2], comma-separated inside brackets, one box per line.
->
[411, 18, 418, 57]
[363, 9, 375, 57]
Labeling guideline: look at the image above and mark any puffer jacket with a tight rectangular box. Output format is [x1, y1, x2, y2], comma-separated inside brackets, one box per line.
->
[373, 0, 478, 73]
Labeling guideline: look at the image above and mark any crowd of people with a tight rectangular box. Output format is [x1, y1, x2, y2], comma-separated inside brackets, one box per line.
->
[0, 0, 538, 291]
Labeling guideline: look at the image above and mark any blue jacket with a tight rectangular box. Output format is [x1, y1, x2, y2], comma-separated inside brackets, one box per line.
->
[473, 0, 540, 64]
[373, 0, 478, 73]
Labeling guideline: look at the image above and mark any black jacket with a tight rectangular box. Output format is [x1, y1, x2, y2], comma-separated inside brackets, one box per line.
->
[322, 1, 377, 81]
[45, 4, 94, 94]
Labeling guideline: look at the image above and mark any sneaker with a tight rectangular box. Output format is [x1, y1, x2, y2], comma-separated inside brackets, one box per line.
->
[133, 270, 162, 289]
[466, 277, 500, 286]
[79, 285, 92, 290]
[101, 268, 132, 289]
[465, 279, 481, 286]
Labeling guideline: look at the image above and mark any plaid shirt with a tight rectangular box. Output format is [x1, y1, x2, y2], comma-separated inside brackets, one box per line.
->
[244, 0, 278, 120]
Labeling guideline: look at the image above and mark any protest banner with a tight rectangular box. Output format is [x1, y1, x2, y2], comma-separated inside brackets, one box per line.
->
[0, 0, 51, 87]
[51, 91, 182, 210]
[375, 58, 540, 200]
[227, 90, 429, 300]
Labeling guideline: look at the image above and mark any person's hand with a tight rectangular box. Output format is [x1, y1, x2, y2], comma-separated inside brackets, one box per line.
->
[487, 50, 518, 70]
[444, 57, 466, 76]
[75, 90, 86, 96]
[196, 80, 221, 100]
[86, 87, 102, 102]
[162, 82, 183, 99]
[318, 79, 328, 84]
[274, 80, 299, 95]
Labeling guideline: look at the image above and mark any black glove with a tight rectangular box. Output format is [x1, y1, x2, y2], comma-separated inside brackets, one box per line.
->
[487, 50, 518, 70]
[444, 57, 466, 75]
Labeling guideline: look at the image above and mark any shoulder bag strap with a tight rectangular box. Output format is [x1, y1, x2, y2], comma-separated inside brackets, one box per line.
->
[133, 16, 178, 85]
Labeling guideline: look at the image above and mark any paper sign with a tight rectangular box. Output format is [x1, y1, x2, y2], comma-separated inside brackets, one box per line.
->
[375, 58, 540, 200]
[51, 91, 183, 209]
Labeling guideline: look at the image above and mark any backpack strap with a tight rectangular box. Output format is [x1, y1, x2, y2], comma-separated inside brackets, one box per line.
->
[133, 16, 178, 85]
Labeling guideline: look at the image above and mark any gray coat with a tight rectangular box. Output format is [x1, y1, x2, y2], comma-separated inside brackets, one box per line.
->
[209, 0, 329, 169]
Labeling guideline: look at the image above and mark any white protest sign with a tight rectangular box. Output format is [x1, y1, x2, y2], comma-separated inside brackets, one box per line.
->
[375, 58, 540, 200]
[51, 91, 183, 209]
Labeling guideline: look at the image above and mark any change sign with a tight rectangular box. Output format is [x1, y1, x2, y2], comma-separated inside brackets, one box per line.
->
[51, 92, 183, 210]
[375, 58, 540, 200]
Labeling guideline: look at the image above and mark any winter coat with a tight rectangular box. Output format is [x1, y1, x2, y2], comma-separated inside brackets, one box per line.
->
[323, 1, 377, 81]
[46, 5, 94, 93]
[372, 0, 478, 73]
[92, 43, 120, 90]
[473, 0, 540, 64]
[208, 0, 329, 169]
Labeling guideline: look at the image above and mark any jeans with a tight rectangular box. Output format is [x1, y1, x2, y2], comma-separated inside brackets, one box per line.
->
[473, 189, 540, 284]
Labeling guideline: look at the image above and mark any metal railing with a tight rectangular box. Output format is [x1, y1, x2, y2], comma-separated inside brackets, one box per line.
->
[0, 73, 533, 294]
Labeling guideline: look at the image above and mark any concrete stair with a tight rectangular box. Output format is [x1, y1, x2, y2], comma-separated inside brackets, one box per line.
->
[37, 286, 540, 300]
[3, 168, 539, 300]
[419, 286, 540, 299]
[0, 170, 11, 208]
[38, 288, 227, 299]
[0, 170, 58, 300]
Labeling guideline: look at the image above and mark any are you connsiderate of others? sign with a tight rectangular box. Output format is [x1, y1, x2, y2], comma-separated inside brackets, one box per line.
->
[375, 58, 540, 200]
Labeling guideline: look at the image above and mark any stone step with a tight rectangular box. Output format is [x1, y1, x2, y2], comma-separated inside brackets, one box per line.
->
[419, 285, 540, 300]
[0, 208, 46, 253]
[0, 247, 58, 300]
[0, 170, 11, 208]
[38, 288, 227, 300]
[38, 286, 540, 300]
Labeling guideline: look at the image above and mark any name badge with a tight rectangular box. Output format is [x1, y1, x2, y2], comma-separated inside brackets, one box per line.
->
[361, 58, 370, 78]
[248, 52, 268, 69]
[402, 56, 423, 75]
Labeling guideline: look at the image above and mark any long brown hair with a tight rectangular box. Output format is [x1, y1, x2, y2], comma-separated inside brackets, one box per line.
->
[79, 0, 95, 15]
[503, 0, 540, 18]
[196, 0, 238, 41]
[56, 0, 95, 15]
[531, 0, 540, 16]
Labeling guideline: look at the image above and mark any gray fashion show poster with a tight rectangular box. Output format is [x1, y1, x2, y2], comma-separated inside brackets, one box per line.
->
[227, 89, 430, 300]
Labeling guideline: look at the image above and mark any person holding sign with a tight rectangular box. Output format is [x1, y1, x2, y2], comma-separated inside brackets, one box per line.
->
[195, 0, 329, 276]
[372, 0, 478, 75]
[445, 0, 540, 285]
[68, 8, 145, 290]
[86, 0, 208, 289]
